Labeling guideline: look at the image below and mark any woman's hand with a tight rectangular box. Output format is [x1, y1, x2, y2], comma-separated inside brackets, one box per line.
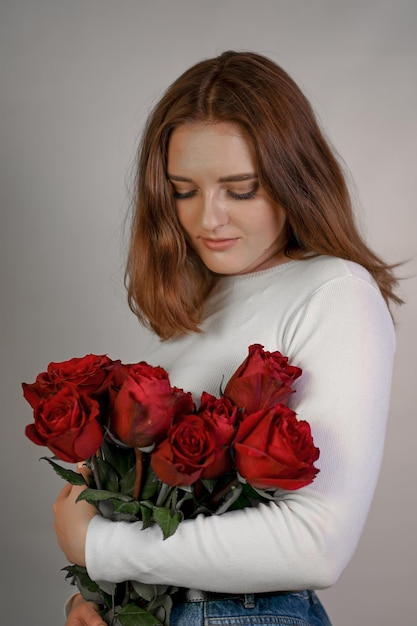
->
[53, 481, 98, 566]
[66, 594, 106, 626]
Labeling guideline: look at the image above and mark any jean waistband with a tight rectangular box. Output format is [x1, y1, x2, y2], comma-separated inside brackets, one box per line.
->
[174, 588, 299, 604]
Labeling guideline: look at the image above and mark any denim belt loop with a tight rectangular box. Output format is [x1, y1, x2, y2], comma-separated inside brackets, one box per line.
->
[243, 593, 256, 608]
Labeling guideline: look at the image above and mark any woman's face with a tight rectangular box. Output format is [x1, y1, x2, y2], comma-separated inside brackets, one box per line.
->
[167, 122, 287, 275]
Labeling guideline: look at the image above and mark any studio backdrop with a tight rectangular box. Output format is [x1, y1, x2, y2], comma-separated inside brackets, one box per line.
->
[1, 1, 416, 624]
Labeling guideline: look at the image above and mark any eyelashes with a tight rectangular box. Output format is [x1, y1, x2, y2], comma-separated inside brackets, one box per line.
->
[172, 190, 197, 200]
[172, 189, 257, 201]
[228, 189, 257, 200]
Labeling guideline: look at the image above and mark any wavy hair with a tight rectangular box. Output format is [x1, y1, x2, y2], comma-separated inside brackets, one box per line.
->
[126, 50, 402, 339]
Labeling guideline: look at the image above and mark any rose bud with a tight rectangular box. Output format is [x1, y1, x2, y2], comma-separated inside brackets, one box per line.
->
[197, 392, 238, 478]
[224, 344, 302, 414]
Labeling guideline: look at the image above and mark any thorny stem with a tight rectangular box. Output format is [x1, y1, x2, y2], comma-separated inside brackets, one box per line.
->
[133, 448, 144, 500]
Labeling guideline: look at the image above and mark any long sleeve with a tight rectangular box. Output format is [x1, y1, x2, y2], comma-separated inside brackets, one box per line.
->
[85, 257, 395, 592]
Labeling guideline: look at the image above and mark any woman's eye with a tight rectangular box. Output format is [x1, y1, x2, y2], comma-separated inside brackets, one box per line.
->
[172, 190, 197, 200]
[172, 187, 258, 200]
[228, 189, 257, 200]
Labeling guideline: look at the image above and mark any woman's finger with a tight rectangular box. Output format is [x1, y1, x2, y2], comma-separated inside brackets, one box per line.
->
[77, 460, 91, 480]
[56, 482, 73, 500]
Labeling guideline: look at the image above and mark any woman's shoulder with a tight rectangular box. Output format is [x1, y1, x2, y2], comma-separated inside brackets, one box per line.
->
[296, 254, 375, 285]
[211, 255, 380, 312]
[256, 255, 380, 307]
[291, 255, 386, 312]
[284, 256, 395, 357]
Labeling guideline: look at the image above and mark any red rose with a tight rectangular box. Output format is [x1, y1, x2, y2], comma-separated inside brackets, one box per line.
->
[151, 410, 230, 487]
[25, 385, 103, 463]
[22, 354, 116, 409]
[224, 344, 302, 414]
[108, 362, 137, 401]
[197, 392, 238, 478]
[110, 362, 194, 449]
[233, 404, 320, 490]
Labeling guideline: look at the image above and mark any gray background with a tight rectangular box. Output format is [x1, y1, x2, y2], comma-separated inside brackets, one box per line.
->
[1, 1, 416, 624]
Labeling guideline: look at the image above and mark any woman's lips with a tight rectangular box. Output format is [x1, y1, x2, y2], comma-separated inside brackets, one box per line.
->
[200, 237, 239, 251]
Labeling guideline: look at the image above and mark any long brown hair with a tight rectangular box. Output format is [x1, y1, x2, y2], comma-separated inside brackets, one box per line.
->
[126, 50, 402, 339]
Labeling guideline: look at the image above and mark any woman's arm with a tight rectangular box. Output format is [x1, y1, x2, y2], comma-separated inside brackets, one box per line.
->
[55, 274, 395, 592]
[53, 483, 96, 566]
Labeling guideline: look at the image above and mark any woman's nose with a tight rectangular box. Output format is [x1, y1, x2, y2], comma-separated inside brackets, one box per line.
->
[199, 193, 228, 230]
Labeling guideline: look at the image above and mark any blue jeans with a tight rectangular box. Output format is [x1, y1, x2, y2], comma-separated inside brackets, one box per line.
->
[170, 590, 332, 625]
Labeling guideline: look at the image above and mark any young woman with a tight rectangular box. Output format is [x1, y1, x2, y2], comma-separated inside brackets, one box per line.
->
[53, 50, 401, 626]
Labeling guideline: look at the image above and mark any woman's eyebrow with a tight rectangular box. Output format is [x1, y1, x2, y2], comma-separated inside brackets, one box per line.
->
[167, 174, 193, 182]
[218, 173, 258, 183]
[167, 173, 258, 183]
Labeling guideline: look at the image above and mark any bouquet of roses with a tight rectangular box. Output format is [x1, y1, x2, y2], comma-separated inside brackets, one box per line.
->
[23, 344, 320, 626]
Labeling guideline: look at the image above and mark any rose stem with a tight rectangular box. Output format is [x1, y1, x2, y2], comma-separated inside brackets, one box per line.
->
[156, 482, 171, 507]
[133, 448, 143, 500]
[91, 453, 102, 490]
[208, 477, 240, 506]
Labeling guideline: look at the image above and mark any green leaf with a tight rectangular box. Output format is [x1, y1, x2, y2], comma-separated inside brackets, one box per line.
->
[112, 500, 141, 515]
[119, 463, 137, 495]
[98, 499, 117, 518]
[94, 496, 141, 521]
[63, 565, 112, 607]
[78, 586, 108, 606]
[95, 458, 120, 492]
[140, 502, 153, 529]
[130, 581, 160, 602]
[148, 592, 174, 624]
[41, 457, 87, 485]
[63, 565, 99, 594]
[152, 506, 183, 540]
[63, 565, 99, 592]
[76, 488, 135, 504]
[116, 603, 163, 626]
[140, 467, 160, 500]
[96, 580, 117, 596]
[101, 439, 136, 476]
